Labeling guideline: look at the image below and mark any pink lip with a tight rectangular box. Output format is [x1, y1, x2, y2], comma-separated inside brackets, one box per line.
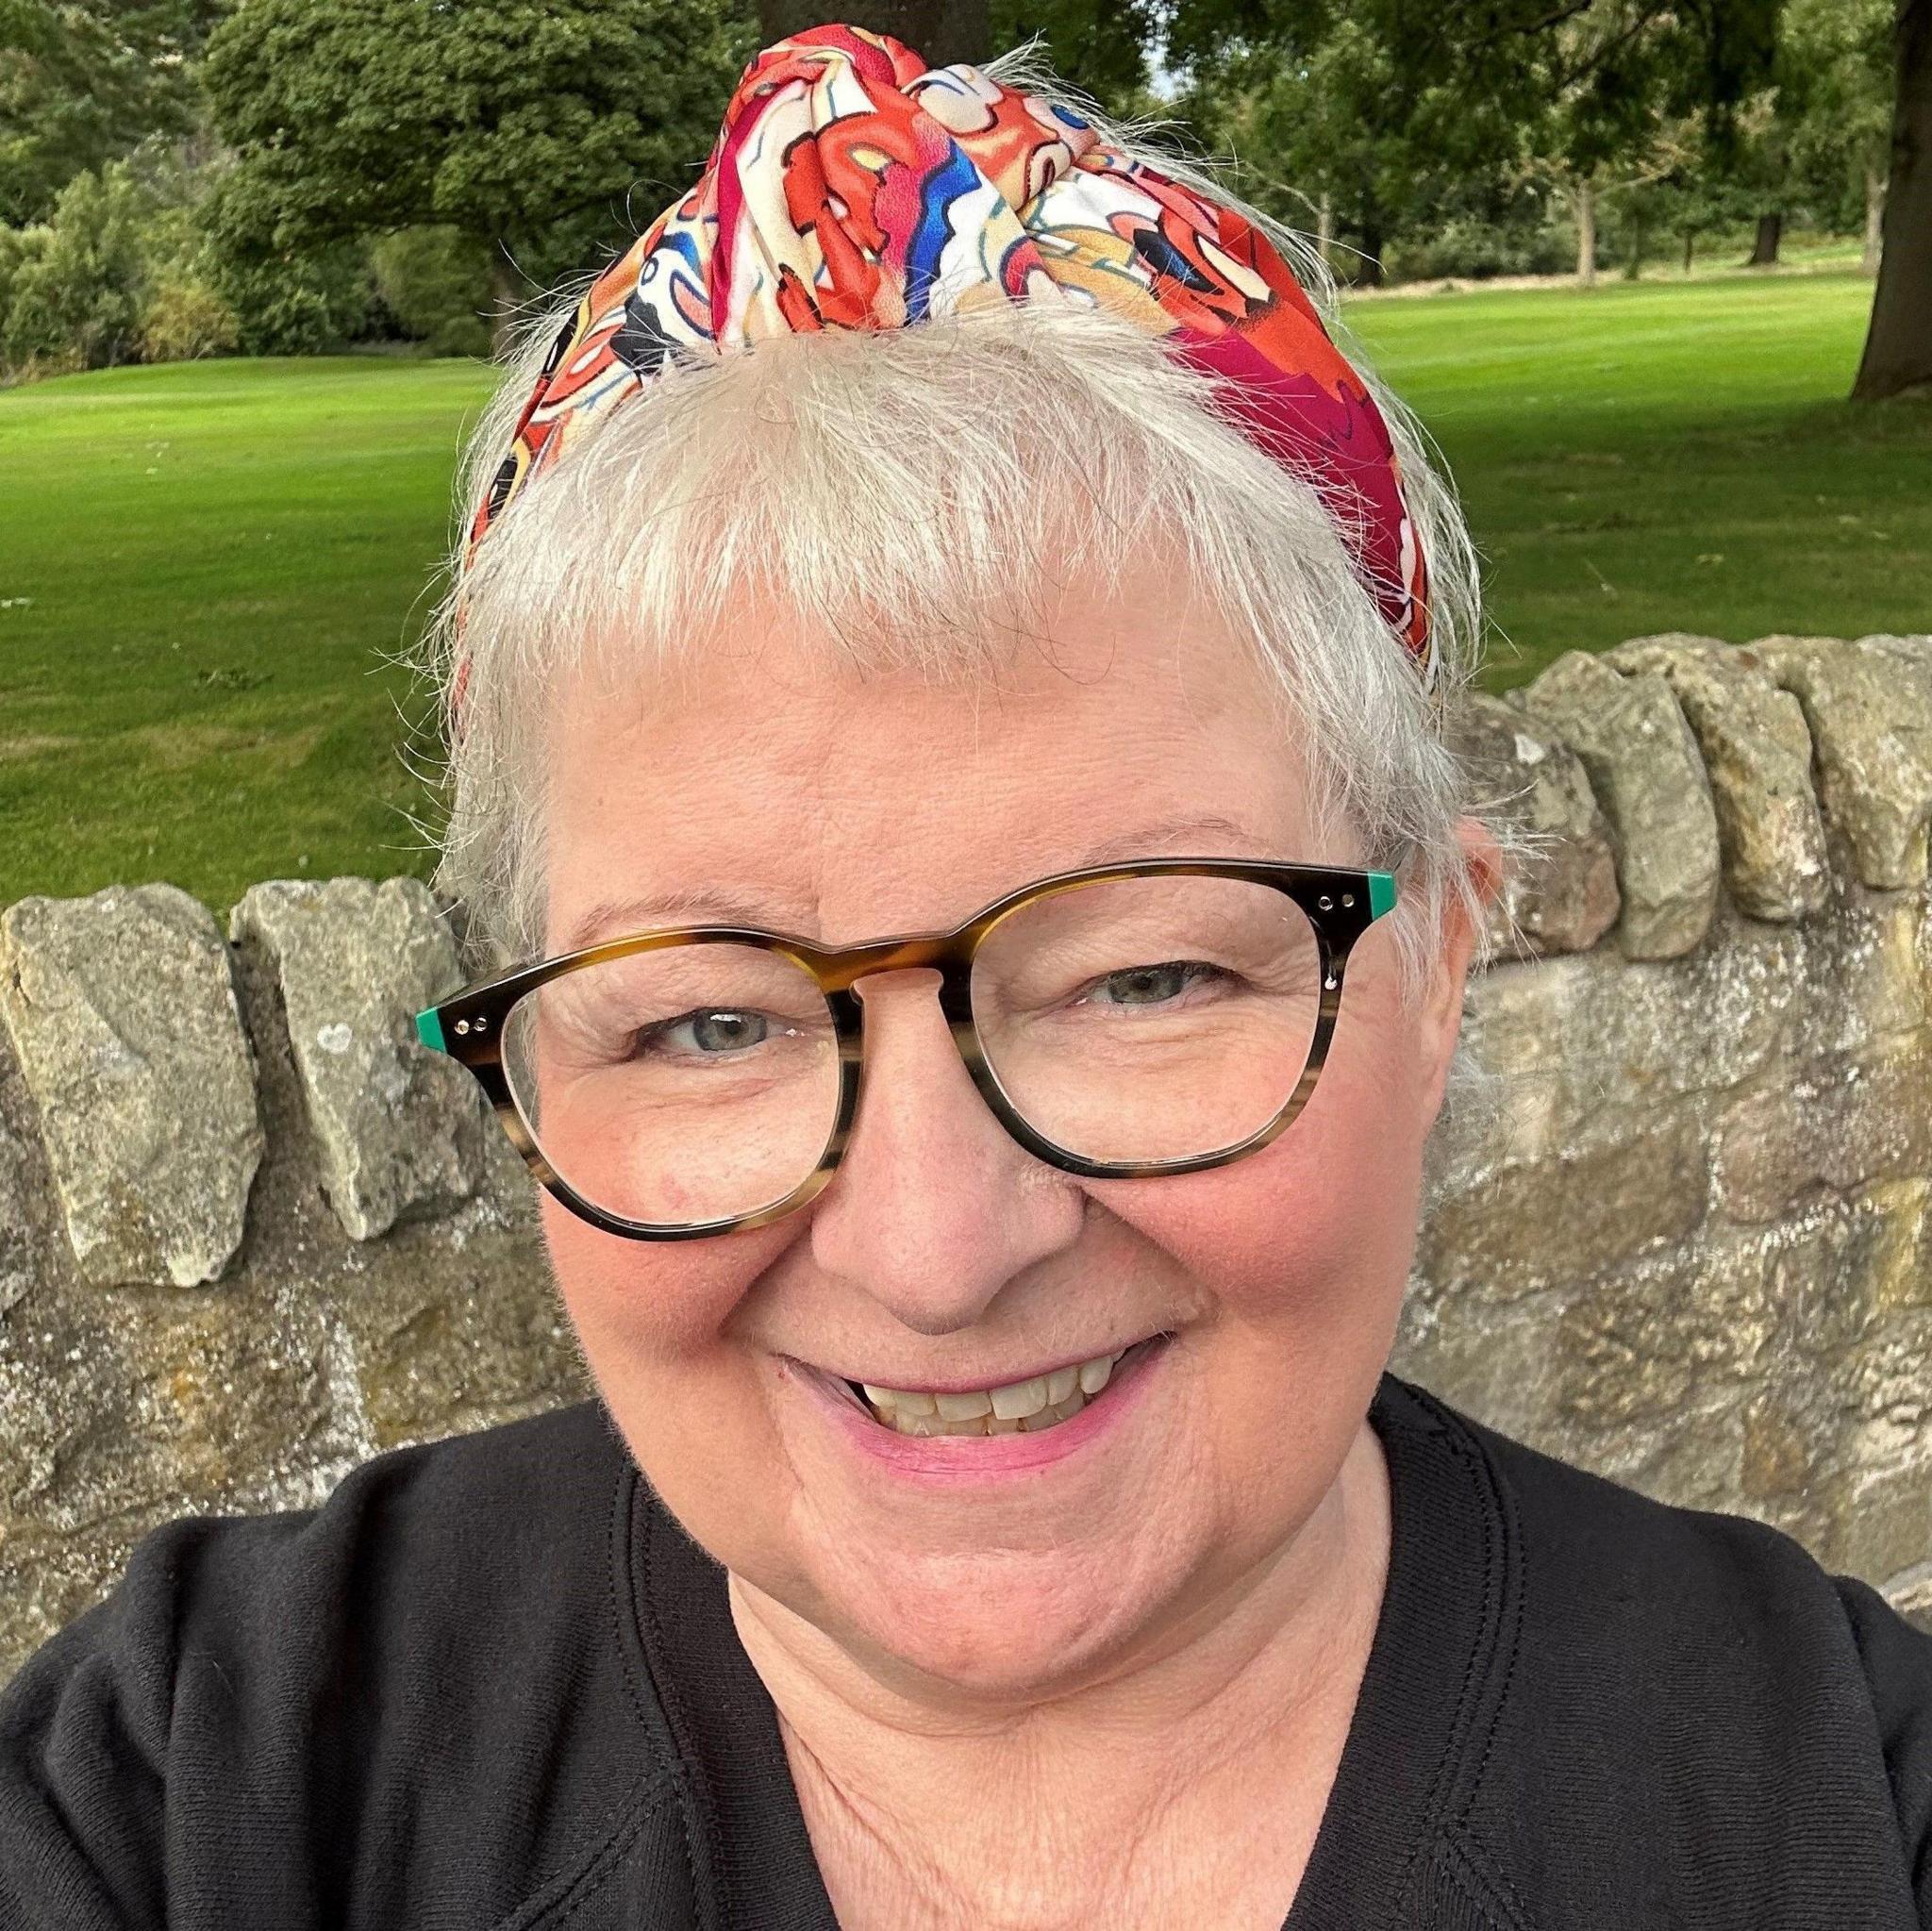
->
[780, 1338, 1169, 1484]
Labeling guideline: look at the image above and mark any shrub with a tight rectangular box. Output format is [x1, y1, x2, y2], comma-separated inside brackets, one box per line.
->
[0, 225, 53, 341]
[367, 225, 491, 358]
[2, 163, 154, 372]
[207, 237, 376, 356]
[1385, 214, 1574, 283]
[140, 272, 240, 361]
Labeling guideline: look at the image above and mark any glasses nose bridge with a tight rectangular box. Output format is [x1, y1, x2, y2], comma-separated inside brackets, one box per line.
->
[821, 927, 977, 1001]
[822, 930, 983, 1063]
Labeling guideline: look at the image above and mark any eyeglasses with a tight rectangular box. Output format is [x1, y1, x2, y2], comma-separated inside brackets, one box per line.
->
[415, 857, 1397, 1241]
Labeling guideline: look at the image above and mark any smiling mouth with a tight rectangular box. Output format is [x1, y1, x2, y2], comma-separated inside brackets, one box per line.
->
[830, 1337, 1168, 1439]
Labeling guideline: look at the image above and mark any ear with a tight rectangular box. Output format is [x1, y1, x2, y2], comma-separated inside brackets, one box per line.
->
[1416, 815, 1503, 1121]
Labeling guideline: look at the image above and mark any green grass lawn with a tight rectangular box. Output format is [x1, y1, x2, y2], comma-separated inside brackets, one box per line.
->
[2, 270, 1925, 912]
[0, 356, 495, 911]
[1344, 270, 1929, 687]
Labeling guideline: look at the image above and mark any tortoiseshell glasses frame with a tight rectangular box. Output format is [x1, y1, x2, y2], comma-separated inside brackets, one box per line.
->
[414, 857, 1399, 1242]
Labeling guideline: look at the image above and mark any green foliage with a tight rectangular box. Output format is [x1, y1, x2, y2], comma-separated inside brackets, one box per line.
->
[1, 158, 156, 371]
[139, 265, 237, 359]
[1777, 0, 1893, 222]
[0, 0, 226, 224]
[367, 225, 491, 358]
[201, 220, 375, 356]
[987, 0, 1162, 115]
[1385, 213, 1574, 284]
[0, 219, 51, 326]
[0, 133, 384, 375]
[1172, 0, 1786, 281]
[1180, 19, 1419, 278]
[201, 0, 759, 302]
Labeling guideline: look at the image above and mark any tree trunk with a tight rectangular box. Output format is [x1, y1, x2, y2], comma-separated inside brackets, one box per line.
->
[1746, 211, 1783, 265]
[1683, 227, 1695, 274]
[1854, 0, 1932, 399]
[1317, 191, 1333, 267]
[1863, 164, 1888, 274]
[1574, 180, 1596, 288]
[758, 0, 988, 64]
[1357, 221, 1386, 287]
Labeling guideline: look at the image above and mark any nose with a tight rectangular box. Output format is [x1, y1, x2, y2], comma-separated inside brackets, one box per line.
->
[806, 968, 1085, 1336]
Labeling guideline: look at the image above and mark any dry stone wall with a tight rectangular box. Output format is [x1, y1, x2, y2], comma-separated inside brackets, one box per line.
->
[2, 631, 1930, 1682]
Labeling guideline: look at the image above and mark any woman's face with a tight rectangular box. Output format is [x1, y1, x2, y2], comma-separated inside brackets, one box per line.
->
[538, 551, 1474, 1704]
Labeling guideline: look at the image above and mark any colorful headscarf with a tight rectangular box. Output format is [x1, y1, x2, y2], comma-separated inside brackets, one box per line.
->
[460, 23, 1434, 688]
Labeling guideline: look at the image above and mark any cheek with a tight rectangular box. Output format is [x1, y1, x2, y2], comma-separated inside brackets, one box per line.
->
[540, 1197, 775, 1363]
[541, 1198, 806, 1549]
[1091, 996, 1429, 1351]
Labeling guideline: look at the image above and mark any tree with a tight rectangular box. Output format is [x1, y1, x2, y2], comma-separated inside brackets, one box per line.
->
[1166, 0, 1782, 286]
[1519, 8, 1728, 289]
[201, 0, 756, 348]
[1708, 0, 1892, 270]
[758, 0, 989, 66]
[0, 148, 224, 373]
[1776, 0, 1904, 274]
[1855, 0, 1931, 398]
[988, 0, 1161, 111]
[0, 0, 225, 224]
[758, 0, 1149, 93]
[1181, 20, 1415, 284]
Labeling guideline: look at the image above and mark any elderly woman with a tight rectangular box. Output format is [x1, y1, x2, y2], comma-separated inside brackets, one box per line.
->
[6, 24, 1932, 1931]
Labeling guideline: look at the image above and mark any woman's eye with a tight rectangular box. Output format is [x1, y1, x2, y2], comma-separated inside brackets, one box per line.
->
[638, 1008, 772, 1056]
[1086, 961, 1228, 1008]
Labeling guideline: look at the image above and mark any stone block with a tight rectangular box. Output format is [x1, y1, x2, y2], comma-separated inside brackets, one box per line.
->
[0, 886, 262, 1287]
[1456, 929, 1806, 1157]
[1714, 1034, 1932, 1224]
[1884, 1564, 1932, 1636]
[1446, 691, 1620, 957]
[1391, 1276, 1571, 1452]
[0, 1111, 36, 1319]
[1865, 1178, 1932, 1311]
[1551, 1236, 1776, 1435]
[1513, 651, 1721, 959]
[230, 877, 491, 1241]
[1740, 1390, 1815, 1503]
[1609, 634, 1829, 923]
[1837, 1460, 1932, 1584]
[1750, 634, 1932, 890]
[1417, 1102, 1709, 1299]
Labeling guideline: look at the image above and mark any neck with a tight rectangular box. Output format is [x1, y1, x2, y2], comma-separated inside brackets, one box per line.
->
[728, 1415, 1392, 1930]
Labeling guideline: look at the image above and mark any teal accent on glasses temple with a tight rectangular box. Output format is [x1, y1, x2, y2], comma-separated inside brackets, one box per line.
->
[415, 1007, 446, 1054]
[1368, 872, 1397, 920]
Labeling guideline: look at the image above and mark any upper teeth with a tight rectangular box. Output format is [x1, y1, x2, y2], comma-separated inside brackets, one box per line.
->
[858, 1348, 1126, 1437]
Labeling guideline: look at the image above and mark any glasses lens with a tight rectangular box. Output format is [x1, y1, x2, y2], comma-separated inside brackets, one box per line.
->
[502, 941, 840, 1227]
[970, 874, 1326, 1165]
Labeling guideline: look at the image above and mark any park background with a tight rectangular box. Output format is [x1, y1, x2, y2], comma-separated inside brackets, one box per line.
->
[0, 0, 1926, 909]
[1, 0, 1931, 1681]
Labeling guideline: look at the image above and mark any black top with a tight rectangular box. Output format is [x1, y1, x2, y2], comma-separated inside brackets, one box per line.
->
[3, 1372, 1929, 1929]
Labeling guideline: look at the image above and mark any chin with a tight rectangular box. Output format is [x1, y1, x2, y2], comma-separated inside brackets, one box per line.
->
[808, 1540, 1187, 1704]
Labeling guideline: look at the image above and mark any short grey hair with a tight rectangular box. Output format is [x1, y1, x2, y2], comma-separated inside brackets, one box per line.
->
[409, 42, 1497, 1017]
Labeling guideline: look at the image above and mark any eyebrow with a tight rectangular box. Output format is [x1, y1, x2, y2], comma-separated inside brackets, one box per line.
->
[558, 811, 1272, 954]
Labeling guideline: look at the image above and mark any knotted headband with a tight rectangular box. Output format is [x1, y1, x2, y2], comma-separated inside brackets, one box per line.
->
[458, 23, 1435, 696]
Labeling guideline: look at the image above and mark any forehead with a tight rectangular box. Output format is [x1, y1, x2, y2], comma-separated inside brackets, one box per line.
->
[541, 551, 1337, 950]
